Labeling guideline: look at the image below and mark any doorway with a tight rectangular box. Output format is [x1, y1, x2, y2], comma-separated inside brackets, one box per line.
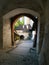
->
[3, 8, 40, 52]
[10, 13, 38, 49]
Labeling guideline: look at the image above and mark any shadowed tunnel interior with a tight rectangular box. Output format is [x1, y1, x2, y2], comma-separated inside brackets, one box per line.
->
[0, 0, 49, 65]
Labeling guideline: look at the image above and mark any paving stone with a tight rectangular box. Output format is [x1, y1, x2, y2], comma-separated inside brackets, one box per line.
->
[0, 40, 39, 65]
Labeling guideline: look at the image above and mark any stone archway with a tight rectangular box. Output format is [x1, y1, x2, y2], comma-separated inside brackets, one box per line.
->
[3, 8, 40, 52]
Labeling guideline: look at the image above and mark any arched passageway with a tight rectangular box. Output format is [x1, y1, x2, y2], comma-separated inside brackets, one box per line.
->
[10, 13, 38, 48]
[3, 8, 40, 53]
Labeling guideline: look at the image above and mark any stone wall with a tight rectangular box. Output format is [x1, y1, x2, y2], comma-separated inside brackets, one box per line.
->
[0, 17, 3, 48]
[0, 0, 43, 15]
[38, 13, 46, 53]
[3, 18, 12, 49]
[39, 0, 49, 65]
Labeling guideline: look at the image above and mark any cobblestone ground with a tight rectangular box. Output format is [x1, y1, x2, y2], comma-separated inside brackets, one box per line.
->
[0, 40, 39, 65]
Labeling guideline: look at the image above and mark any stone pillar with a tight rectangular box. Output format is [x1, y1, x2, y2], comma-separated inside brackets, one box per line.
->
[0, 17, 3, 48]
[36, 18, 40, 53]
[3, 18, 12, 49]
[38, 13, 46, 53]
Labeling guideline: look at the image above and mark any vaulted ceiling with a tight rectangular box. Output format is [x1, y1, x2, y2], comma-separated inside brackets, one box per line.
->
[0, 0, 48, 16]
